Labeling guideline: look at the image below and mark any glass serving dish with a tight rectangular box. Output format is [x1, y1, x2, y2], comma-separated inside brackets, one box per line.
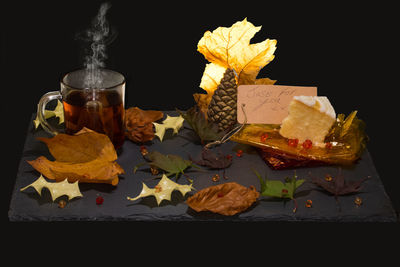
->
[231, 111, 367, 169]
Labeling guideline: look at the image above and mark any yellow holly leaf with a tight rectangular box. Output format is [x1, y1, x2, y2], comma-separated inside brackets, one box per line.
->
[153, 115, 184, 141]
[20, 175, 82, 201]
[34, 100, 64, 129]
[197, 18, 277, 86]
[127, 174, 194, 205]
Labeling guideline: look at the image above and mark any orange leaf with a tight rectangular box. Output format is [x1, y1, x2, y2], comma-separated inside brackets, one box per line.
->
[28, 129, 124, 185]
[37, 128, 116, 163]
[186, 182, 259, 216]
[27, 157, 122, 185]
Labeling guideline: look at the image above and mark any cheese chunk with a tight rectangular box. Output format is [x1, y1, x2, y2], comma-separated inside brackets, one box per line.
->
[279, 96, 336, 145]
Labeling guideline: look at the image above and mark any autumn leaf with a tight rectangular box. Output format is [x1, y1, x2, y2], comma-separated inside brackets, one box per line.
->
[254, 170, 304, 212]
[190, 148, 232, 170]
[198, 63, 227, 95]
[125, 107, 164, 143]
[34, 100, 64, 129]
[195, 18, 277, 112]
[177, 106, 223, 144]
[127, 174, 194, 205]
[198, 18, 277, 85]
[134, 151, 199, 180]
[27, 128, 124, 185]
[186, 182, 259, 216]
[153, 115, 184, 141]
[20, 175, 82, 201]
[311, 168, 367, 200]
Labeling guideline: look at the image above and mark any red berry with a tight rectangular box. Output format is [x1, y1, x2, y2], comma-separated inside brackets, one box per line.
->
[288, 138, 299, 147]
[282, 189, 289, 194]
[325, 142, 333, 149]
[96, 196, 104, 205]
[260, 133, 269, 142]
[236, 150, 243, 157]
[226, 154, 233, 160]
[302, 139, 313, 149]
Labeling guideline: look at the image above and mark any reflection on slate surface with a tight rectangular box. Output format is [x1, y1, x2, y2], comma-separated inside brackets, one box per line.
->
[8, 113, 398, 222]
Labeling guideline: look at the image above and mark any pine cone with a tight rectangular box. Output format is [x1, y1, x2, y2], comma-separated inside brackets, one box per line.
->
[207, 68, 238, 131]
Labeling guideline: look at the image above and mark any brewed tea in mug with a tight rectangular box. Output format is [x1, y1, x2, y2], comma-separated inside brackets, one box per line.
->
[38, 69, 125, 148]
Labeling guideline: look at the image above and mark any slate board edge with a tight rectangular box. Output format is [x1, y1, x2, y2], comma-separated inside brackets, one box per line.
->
[8, 113, 39, 221]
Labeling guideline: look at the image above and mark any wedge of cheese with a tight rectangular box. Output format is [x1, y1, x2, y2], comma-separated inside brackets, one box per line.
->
[279, 96, 336, 145]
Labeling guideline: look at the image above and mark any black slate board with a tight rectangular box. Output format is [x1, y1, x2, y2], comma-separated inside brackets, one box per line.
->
[8, 112, 398, 222]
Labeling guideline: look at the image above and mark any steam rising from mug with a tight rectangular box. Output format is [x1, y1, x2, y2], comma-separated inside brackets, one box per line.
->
[83, 2, 113, 89]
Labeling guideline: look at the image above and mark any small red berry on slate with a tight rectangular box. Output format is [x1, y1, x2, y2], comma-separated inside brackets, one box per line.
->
[96, 196, 104, 205]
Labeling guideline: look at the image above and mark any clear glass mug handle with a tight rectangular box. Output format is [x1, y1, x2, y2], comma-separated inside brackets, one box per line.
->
[37, 91, 62, 135]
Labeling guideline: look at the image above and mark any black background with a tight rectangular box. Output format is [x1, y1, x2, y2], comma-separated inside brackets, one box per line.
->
[2, 0, 399, 246]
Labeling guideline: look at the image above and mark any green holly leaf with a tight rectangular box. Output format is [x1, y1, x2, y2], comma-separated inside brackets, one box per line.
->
[134, 151, 201, 180]
[255, 170, 304, 199]
[254, 170, 304, 212]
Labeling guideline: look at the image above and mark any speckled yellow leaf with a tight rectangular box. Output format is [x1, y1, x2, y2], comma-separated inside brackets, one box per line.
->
[153, 115, 184, 141]
[20, 175, 82, 201]
[127, 174, 194, 205]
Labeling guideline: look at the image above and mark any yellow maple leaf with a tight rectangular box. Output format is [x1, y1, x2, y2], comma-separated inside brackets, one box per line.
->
[195, 18, 277, 113]
[199, 63, 227, 94]
[197, 18, 277, 86]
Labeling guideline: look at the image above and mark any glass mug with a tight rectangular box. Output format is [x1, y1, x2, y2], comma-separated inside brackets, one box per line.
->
[37, 69, 125, 149]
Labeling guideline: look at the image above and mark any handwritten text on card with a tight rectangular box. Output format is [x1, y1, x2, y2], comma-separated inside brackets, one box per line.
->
[237, 85, 317, 124]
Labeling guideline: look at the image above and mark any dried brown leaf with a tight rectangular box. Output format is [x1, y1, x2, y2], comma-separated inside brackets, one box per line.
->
[125, 107, 164, 143]
[37, 128, 116, 162]
[186, 182, 259, 216]
[27, 129, 124, 185]
[28, 157, 122, 185]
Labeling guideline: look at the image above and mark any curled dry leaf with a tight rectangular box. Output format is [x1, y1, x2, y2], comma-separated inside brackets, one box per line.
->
[186, 182, 259, 216]
[27, 128, 124, 185]
[125, 107, 164, 143]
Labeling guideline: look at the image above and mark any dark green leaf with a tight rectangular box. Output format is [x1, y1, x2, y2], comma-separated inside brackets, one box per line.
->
[255, 170, 304, 200]
[134, 151, 194, 179]
[177, 106, 224, 144]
